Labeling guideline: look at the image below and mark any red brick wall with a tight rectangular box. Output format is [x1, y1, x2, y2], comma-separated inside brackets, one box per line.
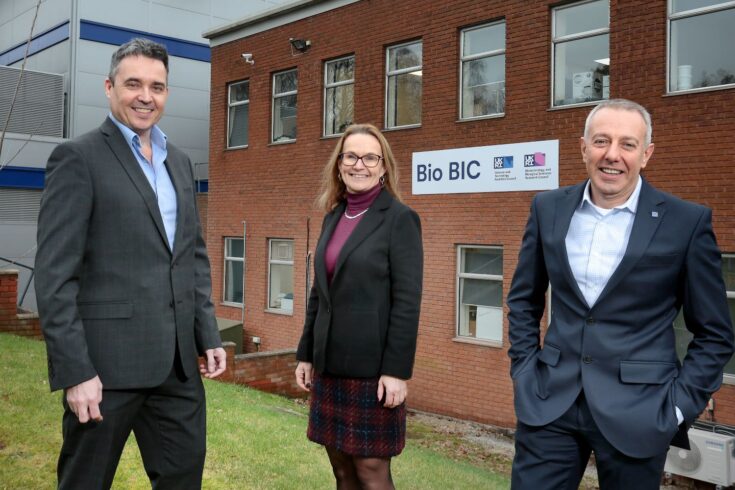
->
[215, 343, 303, 398]
[207, 0, 735, 429]
[0, 270, 42, 339]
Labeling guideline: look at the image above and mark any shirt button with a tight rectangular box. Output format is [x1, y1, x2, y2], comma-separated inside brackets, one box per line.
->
[169, 301, 174, 308]
[585, 317, 595, 326]
[583, 356, 593, 363]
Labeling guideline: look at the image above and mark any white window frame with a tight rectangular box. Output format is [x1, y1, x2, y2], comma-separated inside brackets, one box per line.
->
[267, 238, 294, 314]
[227, 80, 249, 149]
[323, 55, 355, 137]
[459, 20, 506, 120]
[667, 0, 735, 94]
[385, 40, 422, 129]
[271, 69, 298, 143]
[223, 237, 244, 306]
[455, 245, 504, 346]
[551, 0, 610, 108]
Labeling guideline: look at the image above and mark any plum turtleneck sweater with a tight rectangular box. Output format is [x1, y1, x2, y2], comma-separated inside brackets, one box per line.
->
[325, 184, 382, 284]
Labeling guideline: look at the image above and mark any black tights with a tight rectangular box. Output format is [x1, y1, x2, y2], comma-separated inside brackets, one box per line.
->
[325, 447, 395, 490]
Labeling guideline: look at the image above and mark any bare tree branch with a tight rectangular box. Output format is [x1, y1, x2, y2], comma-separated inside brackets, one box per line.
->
[0, 0, 43, 171]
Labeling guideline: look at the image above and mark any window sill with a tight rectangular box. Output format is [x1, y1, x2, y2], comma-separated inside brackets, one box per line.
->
[547, 100, 603, 111]
[382, 124, 421, 132]
[664, 83, 735, 97]
[225, 145, 248, 151]
[221, 301, 243, 308]
[265, 308, 293, 316]
[268, 139, 296, 146]
[457, 113, 505, 123]
[320, 133, 342, 140]
[452, 336, 503, 348]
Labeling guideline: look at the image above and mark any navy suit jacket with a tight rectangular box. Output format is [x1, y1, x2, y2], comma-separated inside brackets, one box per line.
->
[507, 178, 734, 458]
[296, 189, 423, 379]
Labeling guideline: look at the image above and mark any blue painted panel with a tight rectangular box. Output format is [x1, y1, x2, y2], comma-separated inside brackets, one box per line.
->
[79, 20, 210, 62]
[0, 21, 70, 66]
[0, 166, 45, 189]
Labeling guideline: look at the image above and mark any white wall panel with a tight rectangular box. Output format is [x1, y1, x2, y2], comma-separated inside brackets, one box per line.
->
[168, 56, 209, 90]
[77, 0, 150, 33]
[5, 0, 70, 47]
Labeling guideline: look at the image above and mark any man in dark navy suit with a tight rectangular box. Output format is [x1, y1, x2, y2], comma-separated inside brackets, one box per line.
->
[507, 98, 734, 489]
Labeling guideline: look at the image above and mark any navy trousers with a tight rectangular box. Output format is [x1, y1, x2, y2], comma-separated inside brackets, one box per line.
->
[511, 392, 668, 490]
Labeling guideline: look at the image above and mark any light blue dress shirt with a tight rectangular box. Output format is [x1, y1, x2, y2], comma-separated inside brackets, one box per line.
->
[109, 114, 177, 251]
[565, 177, 641, 308]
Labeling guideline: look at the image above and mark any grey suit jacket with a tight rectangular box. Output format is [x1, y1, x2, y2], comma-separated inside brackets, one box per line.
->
[507, 178, 734, 458]
[36, 117, 221, 392]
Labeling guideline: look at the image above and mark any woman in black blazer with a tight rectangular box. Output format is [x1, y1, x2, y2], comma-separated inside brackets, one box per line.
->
[295, 123, 423, 488]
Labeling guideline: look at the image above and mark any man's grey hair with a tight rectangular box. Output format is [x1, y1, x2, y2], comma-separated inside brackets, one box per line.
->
[108, 38, 169, 83]
[583, 98, 653, 147]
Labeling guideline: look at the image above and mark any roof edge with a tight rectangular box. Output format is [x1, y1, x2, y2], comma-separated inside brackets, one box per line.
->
[203, 0, 360, 46]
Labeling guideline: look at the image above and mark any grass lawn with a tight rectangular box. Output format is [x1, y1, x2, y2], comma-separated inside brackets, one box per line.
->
[0, 333, 510, 489]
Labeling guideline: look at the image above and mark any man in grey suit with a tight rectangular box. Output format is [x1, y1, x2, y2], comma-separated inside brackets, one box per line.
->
[35, 38, 226, 489]
[507, 99, 733, 489]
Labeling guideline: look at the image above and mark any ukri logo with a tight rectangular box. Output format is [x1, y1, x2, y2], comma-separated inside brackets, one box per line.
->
[524, 152, 546, 167]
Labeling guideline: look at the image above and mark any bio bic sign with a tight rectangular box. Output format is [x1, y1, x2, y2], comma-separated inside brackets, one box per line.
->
[412, 140, 559, 195]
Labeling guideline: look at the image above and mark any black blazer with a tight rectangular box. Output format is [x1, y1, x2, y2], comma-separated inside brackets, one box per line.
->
[297, 189, 423, 379]
[36, 118, 221, 391]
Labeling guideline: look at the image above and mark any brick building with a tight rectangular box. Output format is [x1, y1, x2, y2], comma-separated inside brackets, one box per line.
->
[204, 0, 735, 430]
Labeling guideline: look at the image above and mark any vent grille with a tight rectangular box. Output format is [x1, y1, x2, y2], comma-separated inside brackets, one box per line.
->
[0, 188, 42, 222]
[0, 66, 64, 137]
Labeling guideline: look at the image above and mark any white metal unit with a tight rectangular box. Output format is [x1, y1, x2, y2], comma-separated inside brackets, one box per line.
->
[664, 428, 735, 486]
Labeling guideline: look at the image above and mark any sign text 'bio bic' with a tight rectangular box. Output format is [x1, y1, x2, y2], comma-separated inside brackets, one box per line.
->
[412, 140, 559, 195]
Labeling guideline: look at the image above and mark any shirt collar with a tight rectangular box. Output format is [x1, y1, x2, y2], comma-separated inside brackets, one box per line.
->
[580, 176, 642, 214]
[108, 113, 167, 150]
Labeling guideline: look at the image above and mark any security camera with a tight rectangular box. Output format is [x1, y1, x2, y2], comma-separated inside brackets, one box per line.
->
[289, 38, 311, 53]
[241, 53, 254, 65]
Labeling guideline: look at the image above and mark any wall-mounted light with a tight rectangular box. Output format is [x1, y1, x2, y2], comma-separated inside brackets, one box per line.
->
[241, 53, 254, 65]
[289, 37, 311, 54]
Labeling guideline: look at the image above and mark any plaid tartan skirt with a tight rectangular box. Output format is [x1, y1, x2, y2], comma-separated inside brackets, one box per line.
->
[307, 372, 406, 458]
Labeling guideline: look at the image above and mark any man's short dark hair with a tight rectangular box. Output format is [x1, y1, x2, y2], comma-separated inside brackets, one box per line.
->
[108, 38, 169, 83]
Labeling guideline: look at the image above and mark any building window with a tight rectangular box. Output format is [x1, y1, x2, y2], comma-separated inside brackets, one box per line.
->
[457, 246, 503, 343]
[674, 253, 735, 383]
[324, 55, 355, 136]
[268, 239, 294, 313]
[668, 1, 735, 92]
[552, 0, 610, 107]
[385, 40, 422, 128]
[223, 237, 244, 305]
[227, 80, 249, 148]
[460, 21, 506, 119]
[272, 69, 297, 142]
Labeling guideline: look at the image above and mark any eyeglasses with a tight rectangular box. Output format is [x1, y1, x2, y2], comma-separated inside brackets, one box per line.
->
[339, 152, 383, 168]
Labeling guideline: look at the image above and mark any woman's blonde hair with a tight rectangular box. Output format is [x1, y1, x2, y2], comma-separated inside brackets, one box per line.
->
[315, 123, 402, 212]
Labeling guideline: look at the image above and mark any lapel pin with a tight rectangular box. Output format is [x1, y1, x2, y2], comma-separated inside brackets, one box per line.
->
[651, 211, 659, 218]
